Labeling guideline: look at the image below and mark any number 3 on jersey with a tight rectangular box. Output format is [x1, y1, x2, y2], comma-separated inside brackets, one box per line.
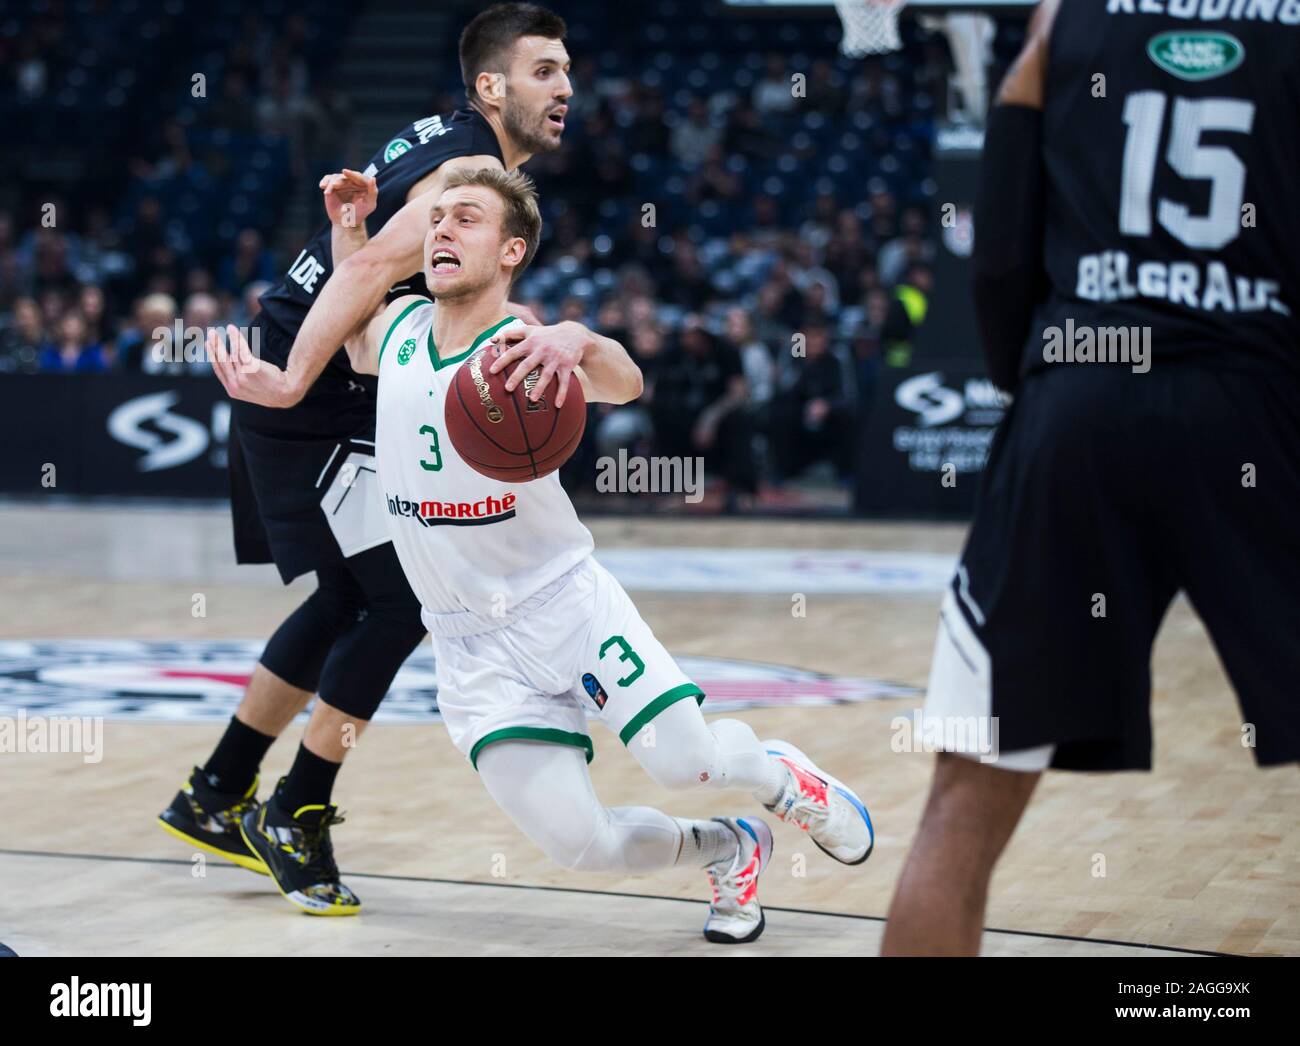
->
[600, 634, 646, 687]
[419, 424, 442, 472]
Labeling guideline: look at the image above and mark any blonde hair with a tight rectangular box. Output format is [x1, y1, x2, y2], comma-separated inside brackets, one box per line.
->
[442, 166, 542, 281]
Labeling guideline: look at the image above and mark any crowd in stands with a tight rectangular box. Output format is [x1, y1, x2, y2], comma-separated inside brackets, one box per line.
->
[2, 0, 1019, 502]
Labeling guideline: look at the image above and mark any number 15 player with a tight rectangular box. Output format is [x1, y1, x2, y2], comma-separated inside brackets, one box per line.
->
[884, 0, 1298, 954]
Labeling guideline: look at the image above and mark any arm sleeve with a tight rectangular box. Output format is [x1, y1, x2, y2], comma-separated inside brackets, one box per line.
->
[971, 104, 1047, 395]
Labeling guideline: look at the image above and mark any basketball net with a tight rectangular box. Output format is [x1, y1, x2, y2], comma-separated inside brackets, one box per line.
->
[835, 1, 995, 122]
[834, 0, 905, 56]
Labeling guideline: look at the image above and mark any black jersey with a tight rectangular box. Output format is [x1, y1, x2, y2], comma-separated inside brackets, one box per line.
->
[258, 107, 504, 353]
[1026, 0, 1299, 377]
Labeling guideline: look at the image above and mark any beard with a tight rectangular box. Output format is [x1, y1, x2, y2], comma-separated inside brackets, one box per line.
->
[425, 266, 494, 303]
[502, 96, 561, 155]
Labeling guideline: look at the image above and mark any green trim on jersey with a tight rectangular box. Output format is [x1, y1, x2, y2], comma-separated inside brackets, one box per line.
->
[470, 726, 594, 770]
[428, 315, 517, 371]
[618, 684, 706, 746]
[379, 298, 433, 365]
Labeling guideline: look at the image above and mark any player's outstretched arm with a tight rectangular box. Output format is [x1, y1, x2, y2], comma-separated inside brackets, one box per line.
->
[218, 154, 503, 408]
[488, 321, 643, 407]
[278, 154, 503, 401]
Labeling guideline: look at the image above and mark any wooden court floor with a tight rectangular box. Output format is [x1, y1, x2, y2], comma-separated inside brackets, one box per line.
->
[0, 505, 1295, 956]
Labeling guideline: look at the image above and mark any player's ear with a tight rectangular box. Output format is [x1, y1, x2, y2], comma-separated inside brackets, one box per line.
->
[500, 236, 527, 272]
[477, 71, 506, 108]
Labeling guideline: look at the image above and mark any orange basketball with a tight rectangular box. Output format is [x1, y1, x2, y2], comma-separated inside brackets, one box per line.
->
[444, 346, 586, 482]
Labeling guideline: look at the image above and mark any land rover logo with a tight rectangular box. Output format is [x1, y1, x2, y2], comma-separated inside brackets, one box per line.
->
[1147, 31, 1243, 82]
[396, 338, 417, 365]
[384, 138, 412, 162]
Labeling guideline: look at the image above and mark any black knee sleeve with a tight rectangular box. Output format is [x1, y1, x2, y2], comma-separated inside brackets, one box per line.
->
[315, 543, 427, 720]
[259, 563, 367, 693]
[316, 605, 426, 720]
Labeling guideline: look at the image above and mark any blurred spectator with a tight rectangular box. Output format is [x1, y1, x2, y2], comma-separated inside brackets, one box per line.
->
[723, 99, 780, 162]
[15, 38, 48, 99]
[753, 280, 797, 351]
[30, 228, 76, 298]
[687, 146, 743, 207]
[753, 54, 795, 116]
[789, 242, 840, 311]
[670, 97, 720, 168]
[878, 211, 934, 286]
[804, 58, 846, 118]
[0, 298, 44, 374]
[210, 70, 258, 135]
[627, 89, 670, 156]
[302, 83, 355, 181]
[38, 312, 111, 374]
[772, 326, 851, 481]
[172, 292, 222, 375]
[650, 315, 755, 507]
[78, 285, 109, 346]
[824, 211, 874, 301]
[219, 230, 278, 296]
[659, 240, 715, 312]
[236, 280, 272, 328]
[118, 293, 178, 374]
[724, 307, 774, 411]
[799, 192, 841, 254]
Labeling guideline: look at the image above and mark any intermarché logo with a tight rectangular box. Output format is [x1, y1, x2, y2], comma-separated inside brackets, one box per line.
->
[386, 491, 518, 527]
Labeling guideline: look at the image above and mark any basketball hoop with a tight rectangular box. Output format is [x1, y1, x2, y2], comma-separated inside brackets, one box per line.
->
[836, 1, 995, 123]
[834, 0, 907, 57]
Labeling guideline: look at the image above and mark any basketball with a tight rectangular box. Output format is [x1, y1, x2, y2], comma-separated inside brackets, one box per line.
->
[444, 345, 586, 482]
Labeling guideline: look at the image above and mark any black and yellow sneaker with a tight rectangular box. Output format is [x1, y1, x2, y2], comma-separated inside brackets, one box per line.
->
[157, 767, 268, 875]
[239, 783, 361, 916]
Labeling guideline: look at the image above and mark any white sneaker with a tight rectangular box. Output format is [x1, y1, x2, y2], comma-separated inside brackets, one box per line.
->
[762, 739, 874, 865]
[703, 816, 773, 944]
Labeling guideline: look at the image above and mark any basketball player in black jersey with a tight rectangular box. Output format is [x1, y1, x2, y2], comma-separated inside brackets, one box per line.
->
[159, 3, 586, 916]
[883, 0, 1298, 954]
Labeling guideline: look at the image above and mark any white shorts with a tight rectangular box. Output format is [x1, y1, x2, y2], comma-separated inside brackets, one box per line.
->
[428, 556, 704, 768]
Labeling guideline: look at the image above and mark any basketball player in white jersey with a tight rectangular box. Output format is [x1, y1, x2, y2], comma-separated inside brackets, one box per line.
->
[214, 165, 874, 942]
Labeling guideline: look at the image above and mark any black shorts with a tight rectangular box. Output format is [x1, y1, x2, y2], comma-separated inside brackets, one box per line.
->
[926, 362, 1300, 771]
[230, 314, 382, 583]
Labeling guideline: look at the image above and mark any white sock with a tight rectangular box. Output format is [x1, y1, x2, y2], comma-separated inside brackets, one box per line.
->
[706, 717, 788, 803]
[754, 754, 789, 808]
[673, 818, 740, 868]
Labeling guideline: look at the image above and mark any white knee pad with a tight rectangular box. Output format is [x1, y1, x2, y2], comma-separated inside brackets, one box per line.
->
[632, 708, 721, 791]
[633, 708, 769, 793]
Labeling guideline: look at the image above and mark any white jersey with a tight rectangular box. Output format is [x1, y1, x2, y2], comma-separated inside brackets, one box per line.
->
[374, 297, 594, 621]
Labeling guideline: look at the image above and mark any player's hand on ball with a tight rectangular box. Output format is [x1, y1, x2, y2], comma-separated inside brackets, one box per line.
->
[320, 168, 378, 229]
[488, 321, 585, 408]
[208, 324, 296, 408]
